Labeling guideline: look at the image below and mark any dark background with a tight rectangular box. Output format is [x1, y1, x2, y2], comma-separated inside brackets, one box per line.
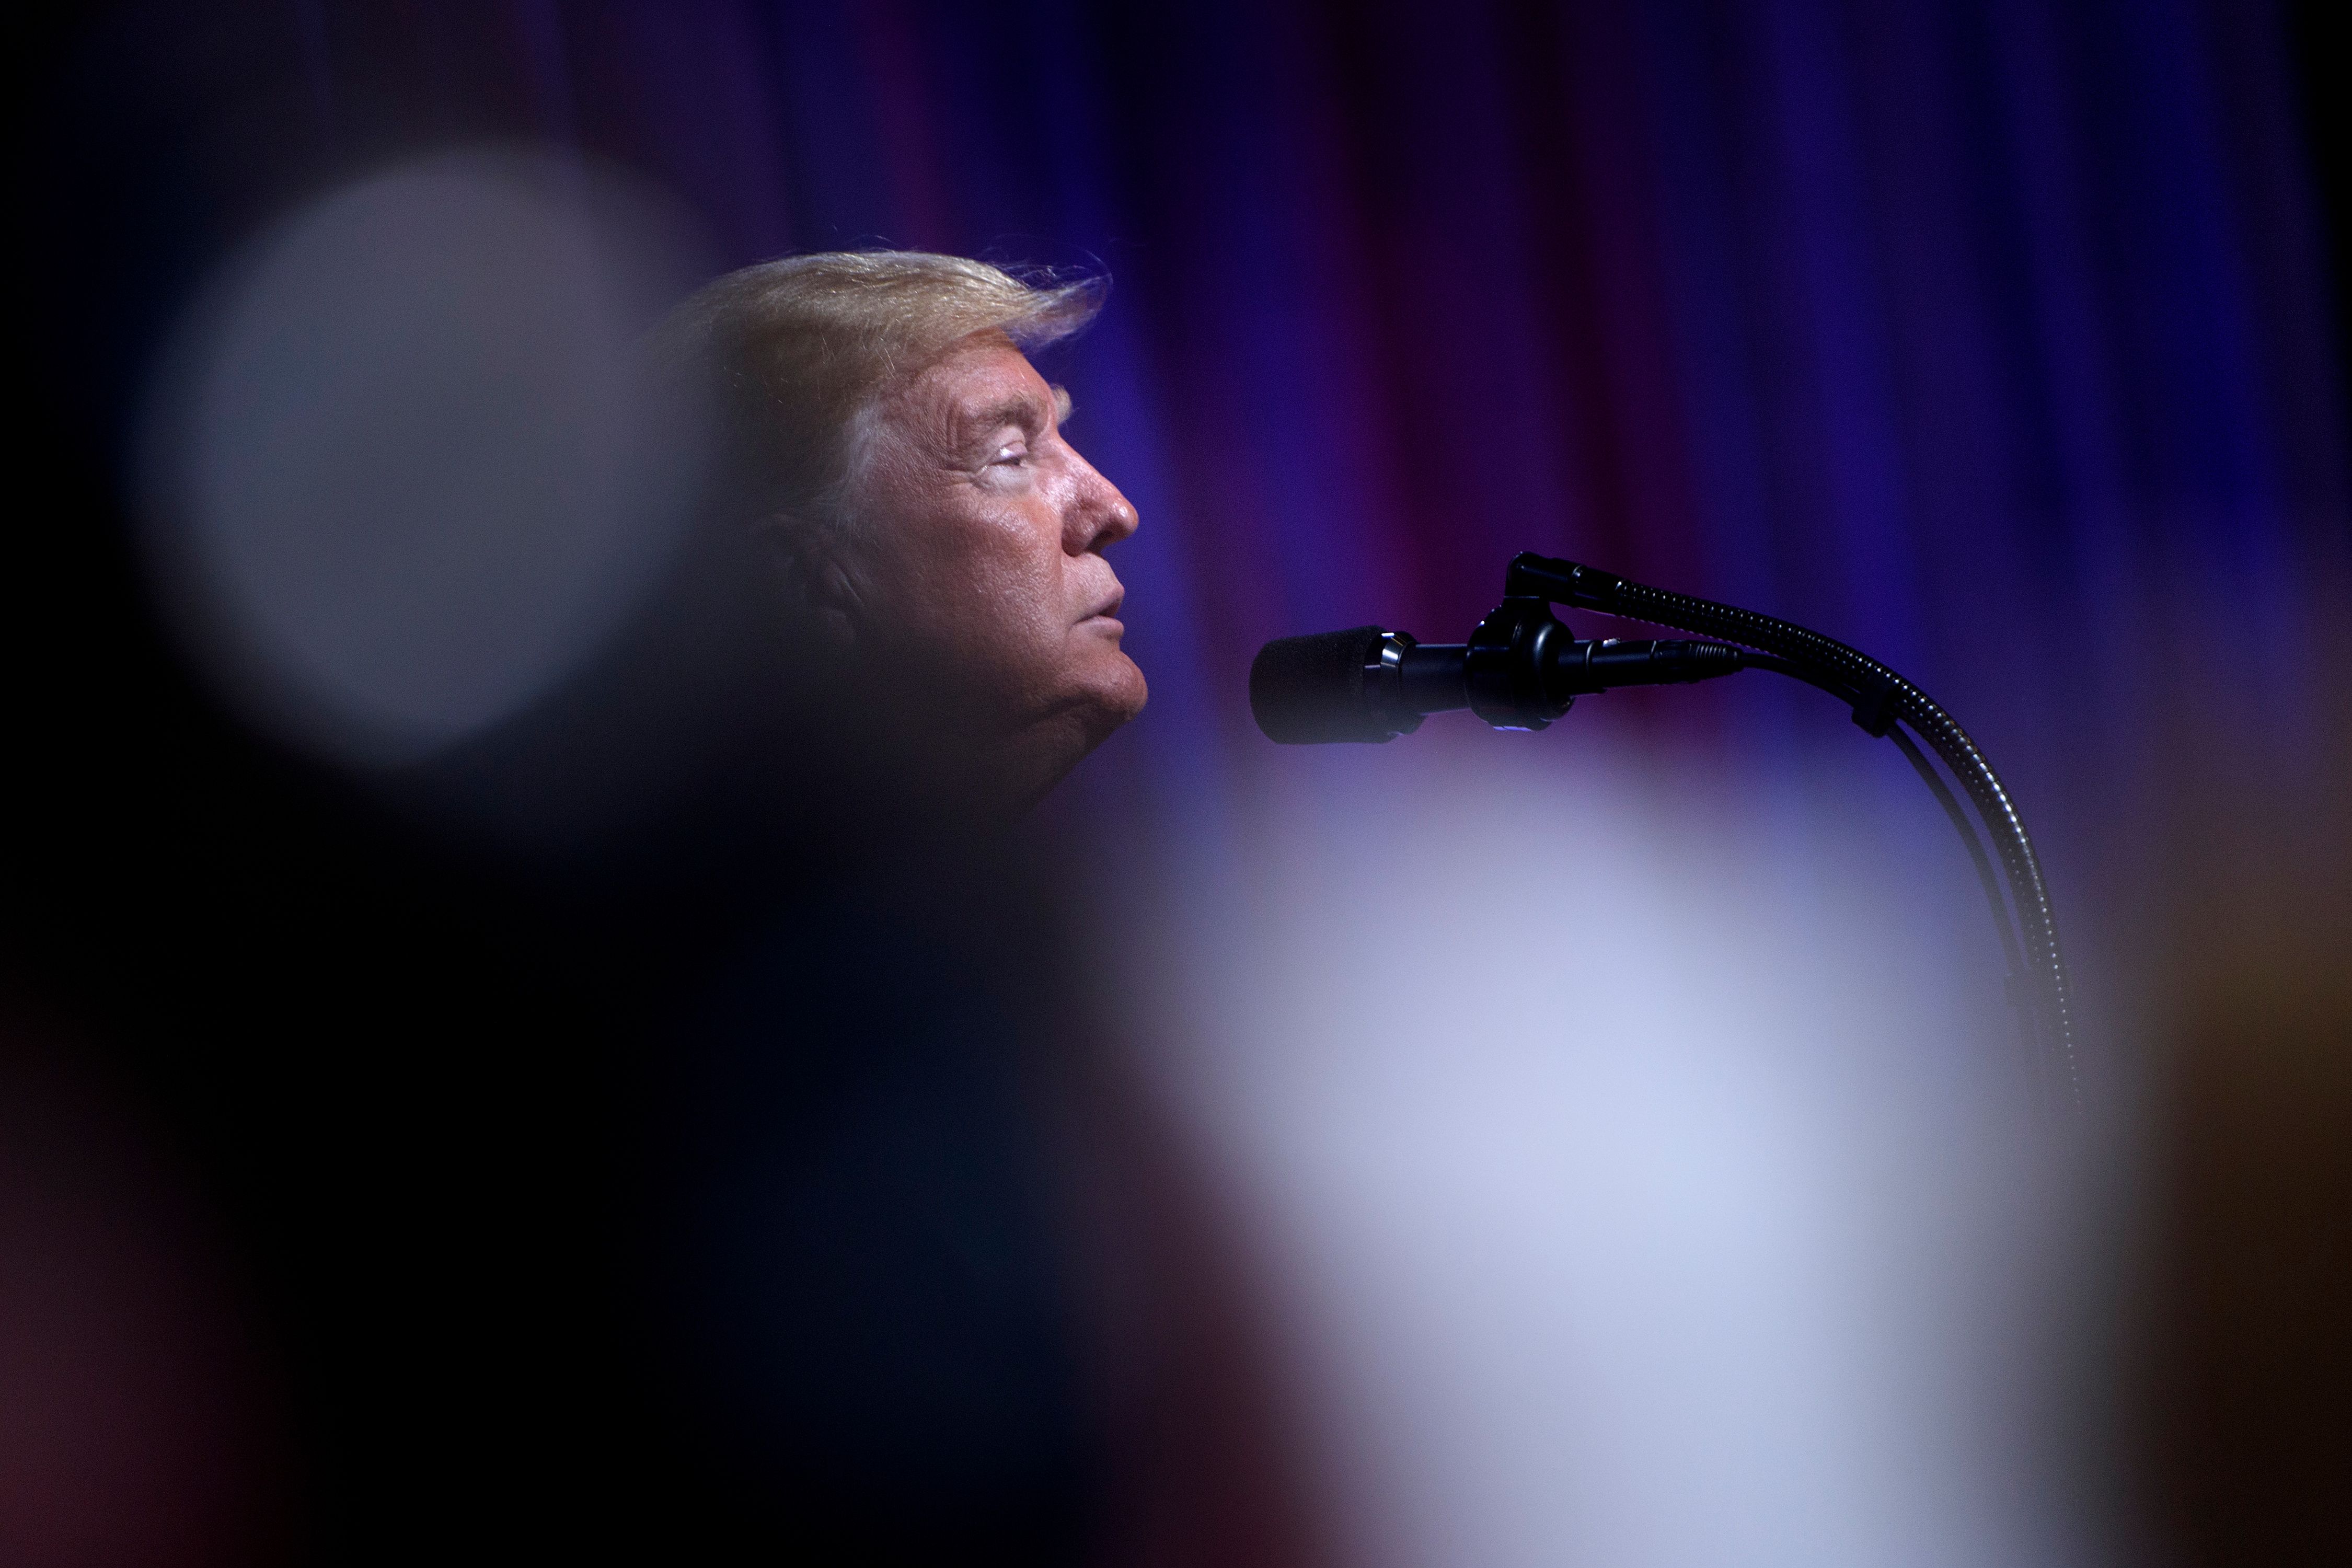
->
[4, 3, 2346, 1564]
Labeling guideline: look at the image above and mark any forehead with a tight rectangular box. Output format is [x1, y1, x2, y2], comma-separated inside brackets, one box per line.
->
[894, 335, 1052, 423]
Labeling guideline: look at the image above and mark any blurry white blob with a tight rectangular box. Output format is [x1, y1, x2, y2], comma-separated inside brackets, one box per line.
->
[1124, 745, 2108, 1568]
[138, 148, 704, 769]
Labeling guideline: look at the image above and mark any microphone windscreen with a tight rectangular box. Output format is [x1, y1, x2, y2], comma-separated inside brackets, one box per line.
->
[1249, 626, 1394, 744]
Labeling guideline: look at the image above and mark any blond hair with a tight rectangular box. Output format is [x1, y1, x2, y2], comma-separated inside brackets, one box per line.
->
[657, 251, 1105, 527]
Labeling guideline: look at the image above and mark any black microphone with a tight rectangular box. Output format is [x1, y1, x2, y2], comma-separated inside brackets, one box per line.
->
[1250, 599, 1749, 745]
[1244, 551, 2080, 1108]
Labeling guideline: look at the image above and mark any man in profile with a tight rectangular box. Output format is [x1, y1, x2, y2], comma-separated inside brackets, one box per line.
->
[659, 251, 1146, 816]
[633, 255, 1266, 1566]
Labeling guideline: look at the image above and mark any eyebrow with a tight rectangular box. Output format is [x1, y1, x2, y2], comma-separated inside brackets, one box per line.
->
[962, 395, 1046, 443]
[956, 385, 1073, 451]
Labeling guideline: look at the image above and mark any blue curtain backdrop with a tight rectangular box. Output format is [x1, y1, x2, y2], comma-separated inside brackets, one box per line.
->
[32, 0, 2350, 1045]
[8, 5, 2348, 1563]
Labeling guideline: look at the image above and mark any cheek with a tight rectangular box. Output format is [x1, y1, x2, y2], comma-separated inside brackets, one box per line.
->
[975, 503, 1070, 618]
[909, 507, 1067, 660]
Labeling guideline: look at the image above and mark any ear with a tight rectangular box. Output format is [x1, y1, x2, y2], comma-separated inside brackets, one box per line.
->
[753, 512, 863, 652]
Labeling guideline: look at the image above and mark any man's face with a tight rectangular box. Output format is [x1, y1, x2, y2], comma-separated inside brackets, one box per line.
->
[831, 331, 1146, 803]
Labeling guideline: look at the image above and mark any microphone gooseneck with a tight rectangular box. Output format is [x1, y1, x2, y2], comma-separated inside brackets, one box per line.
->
[1249, 551, 2078, 1109]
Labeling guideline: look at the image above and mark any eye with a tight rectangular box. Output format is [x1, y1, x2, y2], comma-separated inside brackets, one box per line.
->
[989, 439, 1030, 468]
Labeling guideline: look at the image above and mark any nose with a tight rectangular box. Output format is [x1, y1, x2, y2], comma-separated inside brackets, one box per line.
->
[1063, 445, 1139, 555]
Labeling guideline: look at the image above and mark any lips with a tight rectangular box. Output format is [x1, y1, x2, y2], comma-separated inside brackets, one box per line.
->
[1080, 584, 1126, 624]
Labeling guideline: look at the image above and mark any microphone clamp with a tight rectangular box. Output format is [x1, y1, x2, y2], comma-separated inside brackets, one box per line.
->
[1466, 595, 1574, 731]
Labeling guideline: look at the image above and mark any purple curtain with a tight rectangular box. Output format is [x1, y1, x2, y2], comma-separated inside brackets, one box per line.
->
[35, 0, 2351, 1038]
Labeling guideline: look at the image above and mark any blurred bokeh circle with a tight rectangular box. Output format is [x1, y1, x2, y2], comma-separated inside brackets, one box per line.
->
[138, 146, 705, 770]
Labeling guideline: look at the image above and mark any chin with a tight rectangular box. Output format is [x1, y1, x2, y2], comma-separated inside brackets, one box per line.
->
[1090, 652, 1149, 731]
